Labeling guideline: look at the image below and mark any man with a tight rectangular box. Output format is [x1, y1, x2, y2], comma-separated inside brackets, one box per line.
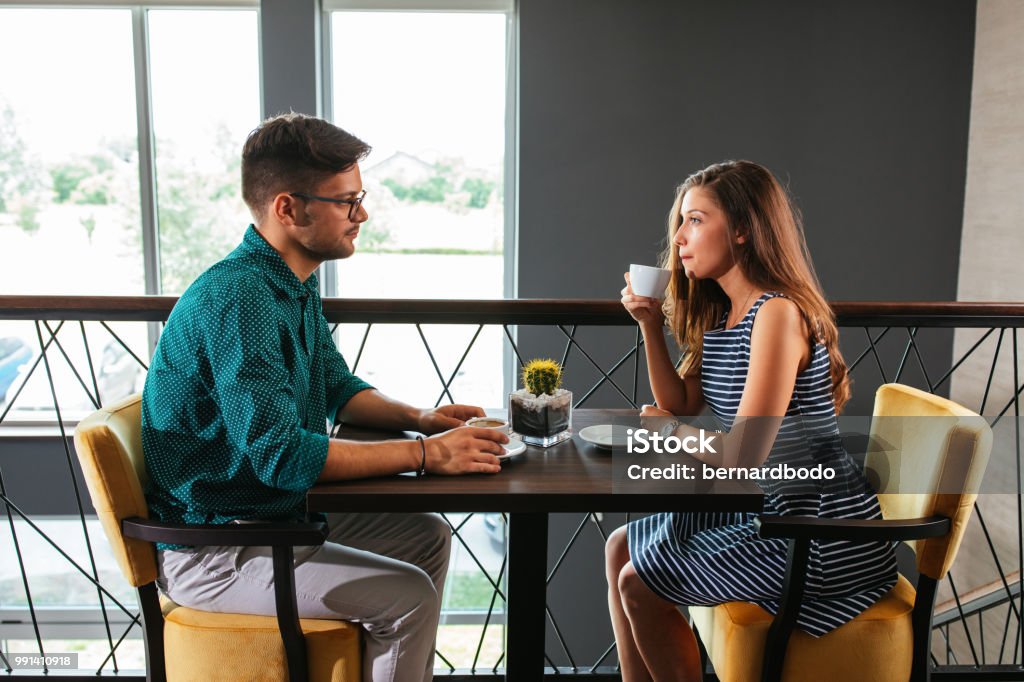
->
[142, 113, 506, 682]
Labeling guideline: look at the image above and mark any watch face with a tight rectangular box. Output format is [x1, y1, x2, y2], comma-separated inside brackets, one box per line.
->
[660, 420, 680, 438]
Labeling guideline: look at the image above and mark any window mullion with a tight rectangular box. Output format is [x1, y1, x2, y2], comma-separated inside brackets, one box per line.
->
[131, 5, 162, 356]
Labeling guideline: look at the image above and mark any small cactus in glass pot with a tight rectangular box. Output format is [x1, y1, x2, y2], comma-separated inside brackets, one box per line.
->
[509, 358, 573, 447]
[522, 359, 562, 396]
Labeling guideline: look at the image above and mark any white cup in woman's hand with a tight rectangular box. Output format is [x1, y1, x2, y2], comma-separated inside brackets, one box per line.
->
[629, 264, 671, 299]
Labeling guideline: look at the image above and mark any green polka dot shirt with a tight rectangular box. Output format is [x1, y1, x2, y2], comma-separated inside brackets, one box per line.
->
[142, 225, 372, 548]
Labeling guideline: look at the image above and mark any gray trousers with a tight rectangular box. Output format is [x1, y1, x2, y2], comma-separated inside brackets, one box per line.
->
[157, 512, 452, 682]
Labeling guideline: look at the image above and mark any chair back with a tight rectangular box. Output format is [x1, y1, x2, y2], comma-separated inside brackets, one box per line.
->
[866, 383, 991, 580]
[73, 393, 158, 587]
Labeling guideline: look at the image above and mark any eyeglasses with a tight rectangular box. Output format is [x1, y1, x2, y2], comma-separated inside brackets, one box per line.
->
[289, 189, 367, 220]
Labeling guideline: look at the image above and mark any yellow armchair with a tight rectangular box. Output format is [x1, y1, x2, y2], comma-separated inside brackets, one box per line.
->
[690, 383, 992, 682]
[73, 393, 361, 682]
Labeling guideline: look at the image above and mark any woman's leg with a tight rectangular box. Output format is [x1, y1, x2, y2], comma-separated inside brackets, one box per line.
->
[605, 527, 653, 682]
[617, 561, 703, 682]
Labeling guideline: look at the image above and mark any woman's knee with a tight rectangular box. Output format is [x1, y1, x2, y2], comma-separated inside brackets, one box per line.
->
[617, 562, 667, 616]
[605, 526, 630, 583]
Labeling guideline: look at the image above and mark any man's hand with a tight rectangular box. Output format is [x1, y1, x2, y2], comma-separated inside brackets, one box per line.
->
[416, 404, 485, 435]
[424, 426, 506, 474]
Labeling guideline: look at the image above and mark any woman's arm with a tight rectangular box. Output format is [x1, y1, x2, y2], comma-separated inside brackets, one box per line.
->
[641, 323, 705, 415]
[669, 296, 810, 468]
[621, 272, 705, 416]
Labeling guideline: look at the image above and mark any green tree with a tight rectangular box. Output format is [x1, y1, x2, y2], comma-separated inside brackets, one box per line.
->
[154, 123, 247, 293]
[461, 177, 494, 209]
[0, 103, 47, 232]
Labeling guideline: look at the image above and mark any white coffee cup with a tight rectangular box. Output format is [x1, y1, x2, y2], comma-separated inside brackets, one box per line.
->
[629, 264, 671, 299]
[466, 416, 509, 433]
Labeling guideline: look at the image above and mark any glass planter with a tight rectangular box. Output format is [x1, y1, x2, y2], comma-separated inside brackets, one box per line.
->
[508, 389, 573, 447]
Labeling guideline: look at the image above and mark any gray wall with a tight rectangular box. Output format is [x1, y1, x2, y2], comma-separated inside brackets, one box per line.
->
[518, 0, 977, 666]
[518, 0, 975, 303]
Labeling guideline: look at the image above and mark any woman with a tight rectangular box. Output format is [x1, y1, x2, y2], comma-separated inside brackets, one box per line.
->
[606, 160, 896, 681]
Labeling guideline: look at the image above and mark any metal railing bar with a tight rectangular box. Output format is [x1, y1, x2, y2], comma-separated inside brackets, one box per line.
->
[980, 610, 986, 664]
[932, 328, 996, 392]
[471, 549, 508, 673]
[502, 324, 525, 370]
[1013, 328, 1023, 665]
[588, 512, 609, 544]
[433, 325, 484, 408]
[589, 641, 616, 673]
[905, 326, 935, 393]
[0, 492, 140, 617]
[555, 325, 635, 407]
[41, 320, 100, 410]
[94, 616, 143, 674]
[849, 327, 889, 382]
[559, 325, 576, 374]
[80, 321, 103, 407]
[546, 514, 591, 585]
[1, 649, 10, 673]
[990, 376, 1024, 425]
[492, 651, 504, 674]
[440, 515, 507, 603]
[6, 296, 1024, 325]
[0, 321, 66, 425]
[416, 324, 455, 405]
[891, 328, 916, 384]
[999, 602, 1012, 664]
[545, 605, 577, 671]
[972, 506, 1021, 622]
[573, 342, 644, 409]
[0, 468, 47, 670]
[34, 321, 120, 670]
[435, 649, 456, 673]
[98, 321, 149, 371]
[351, 323, 372, 374]
[980, 329, 1006, 414]
[1013, 605, 1022, 664]
[948, 574, 982, 665]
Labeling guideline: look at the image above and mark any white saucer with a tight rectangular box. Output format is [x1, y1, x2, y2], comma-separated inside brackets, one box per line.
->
[498, 437, 527, 459]
[578, 424, 623, 449]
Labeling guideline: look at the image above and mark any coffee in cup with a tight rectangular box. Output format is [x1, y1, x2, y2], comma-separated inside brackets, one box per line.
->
[629, 264, 671, 299]
[466, 417, 509, 433]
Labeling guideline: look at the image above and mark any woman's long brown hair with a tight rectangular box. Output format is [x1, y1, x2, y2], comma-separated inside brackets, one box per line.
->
[661, 160, 851, 412]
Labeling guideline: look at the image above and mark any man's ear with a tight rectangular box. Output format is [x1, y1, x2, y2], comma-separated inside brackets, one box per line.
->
[272, 193, 304, 226]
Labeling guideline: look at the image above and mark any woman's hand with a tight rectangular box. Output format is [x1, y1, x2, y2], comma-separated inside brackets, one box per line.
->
[640, 404, 675, 432]
[621, 273, 664, 329]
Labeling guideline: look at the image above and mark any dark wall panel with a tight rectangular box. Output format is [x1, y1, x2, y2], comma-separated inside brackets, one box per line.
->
[518, 0, 975, 303]
[518, 0, 977, 666]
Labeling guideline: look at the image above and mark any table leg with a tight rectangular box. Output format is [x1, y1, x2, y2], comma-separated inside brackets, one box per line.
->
[505, 512, 548, 682]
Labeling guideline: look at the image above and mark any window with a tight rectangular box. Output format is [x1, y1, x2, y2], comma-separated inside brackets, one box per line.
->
[0, 9, 143, 297]
[326, 6, 513, 408]
[0, 6, 259, 423]
[148, 9, 260, 294]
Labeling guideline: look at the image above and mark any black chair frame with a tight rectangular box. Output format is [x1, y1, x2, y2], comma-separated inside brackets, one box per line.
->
[121, 518, 329, 682]
[695, 514, 951, 682]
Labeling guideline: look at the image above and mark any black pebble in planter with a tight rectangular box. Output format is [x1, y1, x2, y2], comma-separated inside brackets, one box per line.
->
[509, 391, 573, 447]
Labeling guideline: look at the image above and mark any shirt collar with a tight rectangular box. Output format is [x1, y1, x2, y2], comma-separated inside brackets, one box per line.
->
[240, 225, 320, 299]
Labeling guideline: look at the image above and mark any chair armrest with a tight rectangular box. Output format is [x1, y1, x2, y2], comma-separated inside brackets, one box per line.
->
[754, 515, 950, 542]
[122, 518, 328, 547]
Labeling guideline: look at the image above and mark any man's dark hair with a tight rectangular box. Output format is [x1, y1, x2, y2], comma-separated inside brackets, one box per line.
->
[241, 113, 371, 221]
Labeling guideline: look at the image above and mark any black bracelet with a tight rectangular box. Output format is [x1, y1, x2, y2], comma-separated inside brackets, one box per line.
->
[415, 435, 427, 477]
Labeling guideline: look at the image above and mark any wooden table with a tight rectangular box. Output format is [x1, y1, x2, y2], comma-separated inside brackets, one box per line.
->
[308, 409, 762, 682]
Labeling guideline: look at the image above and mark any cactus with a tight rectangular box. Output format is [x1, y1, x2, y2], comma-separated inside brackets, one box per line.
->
[522, 358, 562, 396]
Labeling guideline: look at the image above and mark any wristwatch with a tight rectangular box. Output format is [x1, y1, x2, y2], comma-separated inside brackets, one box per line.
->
[659, 419, 681, 439]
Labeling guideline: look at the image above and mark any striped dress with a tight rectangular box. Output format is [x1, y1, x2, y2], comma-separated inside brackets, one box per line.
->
[627, 292, 897, 636]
